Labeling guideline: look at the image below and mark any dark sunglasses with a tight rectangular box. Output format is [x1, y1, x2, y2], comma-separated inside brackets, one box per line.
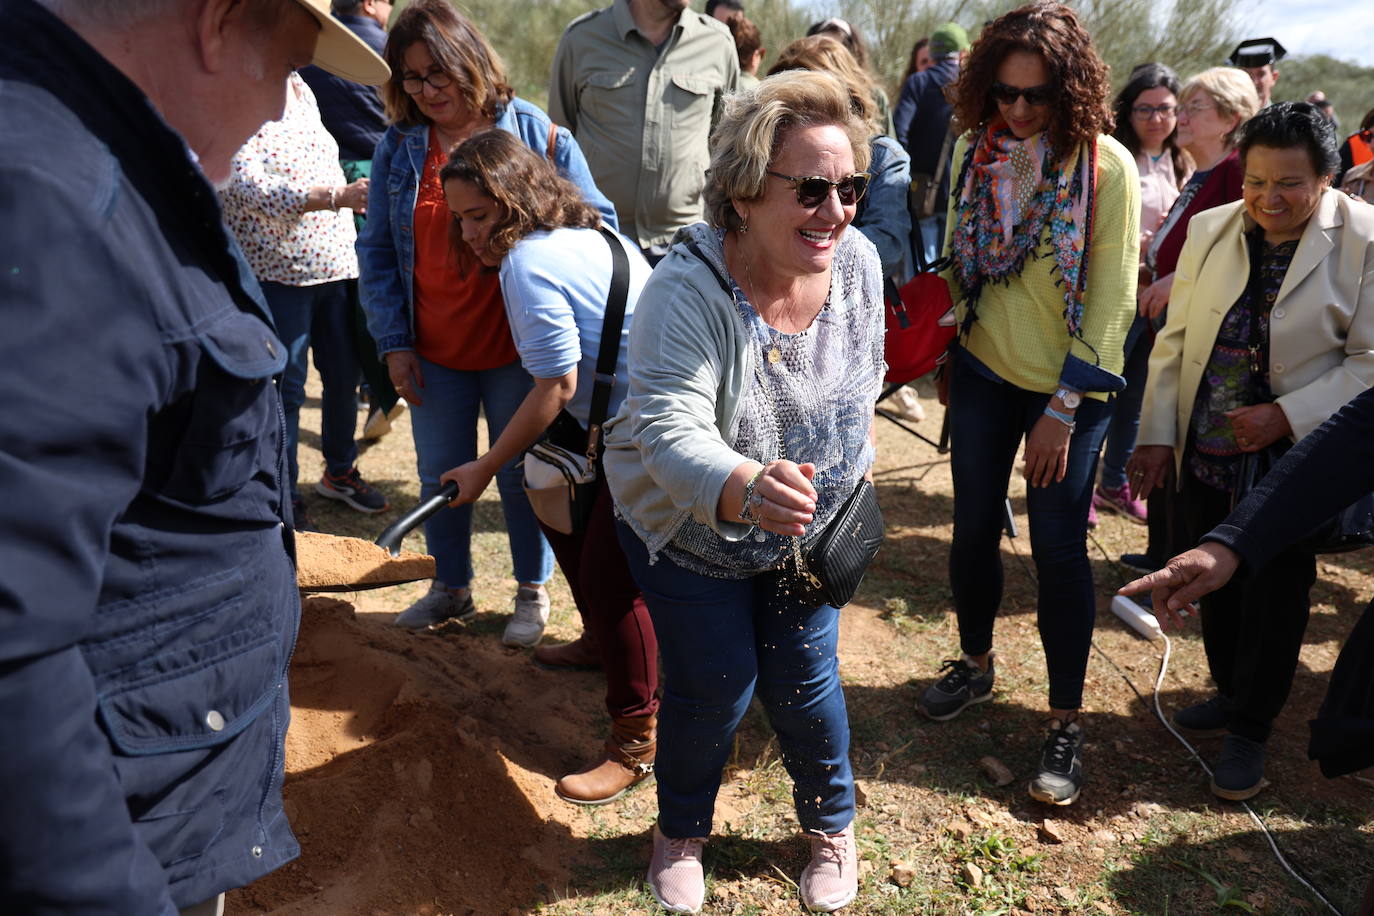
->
[766, 170, 871, 207]
[989, 81, 1055, 107]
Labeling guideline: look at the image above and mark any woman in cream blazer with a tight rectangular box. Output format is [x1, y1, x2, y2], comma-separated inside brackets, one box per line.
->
[1131, 103, 1374, 803]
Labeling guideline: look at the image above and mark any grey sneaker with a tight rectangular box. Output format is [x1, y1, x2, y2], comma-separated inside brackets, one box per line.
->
[502, 585, 550, 647]
[1028, 718, 1084, 806]
[918, 655, 995, 721]
[1210, 734, 1267, 801]
[1172, 694, 1233, 738]
[393, 582, 475, 629]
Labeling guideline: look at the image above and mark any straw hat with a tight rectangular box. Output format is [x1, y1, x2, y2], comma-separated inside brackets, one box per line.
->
[292, 0, 390, 86]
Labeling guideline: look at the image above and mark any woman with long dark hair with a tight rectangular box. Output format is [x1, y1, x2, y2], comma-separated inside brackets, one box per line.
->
[916, 1, 1138, 807]
[1090, 63, 1191, 525]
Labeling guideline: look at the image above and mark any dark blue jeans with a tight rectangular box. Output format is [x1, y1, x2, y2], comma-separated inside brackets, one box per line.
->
[616, 521, 854, 838]
[947, 356, 1111, 711]
[261, 280, 359, 500]
[1099, 315, 1151, 490]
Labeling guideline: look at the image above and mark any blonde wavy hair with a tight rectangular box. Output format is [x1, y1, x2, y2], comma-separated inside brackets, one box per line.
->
[703, 70, 872, 233]
[1180, 67, 1262, 148]
[767, 35, 881, 134]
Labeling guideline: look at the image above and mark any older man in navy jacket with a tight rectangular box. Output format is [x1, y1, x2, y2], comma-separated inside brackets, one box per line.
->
[0, 0, 386, 912]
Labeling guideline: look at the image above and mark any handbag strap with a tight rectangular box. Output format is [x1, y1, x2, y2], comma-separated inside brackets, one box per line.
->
[585, 226, 631, 460]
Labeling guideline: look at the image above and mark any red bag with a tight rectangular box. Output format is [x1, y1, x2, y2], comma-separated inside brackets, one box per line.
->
[884, 270, 956, 384]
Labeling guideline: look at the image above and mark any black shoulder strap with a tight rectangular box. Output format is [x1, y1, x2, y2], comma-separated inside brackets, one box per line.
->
[585, 226, 631, 458]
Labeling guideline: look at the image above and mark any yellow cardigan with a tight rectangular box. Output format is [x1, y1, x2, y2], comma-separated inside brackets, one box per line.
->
[1138, 191, 1374, 476]
[943, 133, 1140, 400]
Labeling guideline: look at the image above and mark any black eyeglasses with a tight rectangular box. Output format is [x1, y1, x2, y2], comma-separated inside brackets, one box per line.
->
[1132, 103, 1178, 120]
[401, 70, 453, 95]
[766, 170, 871, 207]
[989, 81, 1055, 107]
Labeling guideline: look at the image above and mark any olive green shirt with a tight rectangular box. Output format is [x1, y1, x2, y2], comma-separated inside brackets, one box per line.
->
[549, 0, 739, 249]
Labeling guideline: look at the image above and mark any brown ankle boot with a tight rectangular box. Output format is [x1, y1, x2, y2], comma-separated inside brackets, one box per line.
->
[532, 634, 602, 670]
[555, 714, 656, 805]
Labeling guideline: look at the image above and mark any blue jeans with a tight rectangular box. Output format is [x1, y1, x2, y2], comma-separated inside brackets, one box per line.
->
[947, 355, 1111, 711]
[1099, 315, 1151, 490]
[261, 280, 359, 500]
[617, 521, 854, 838]
[408, 355, 553, 588]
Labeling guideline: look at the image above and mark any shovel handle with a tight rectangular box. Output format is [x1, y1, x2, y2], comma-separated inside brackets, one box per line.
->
[375, 480, 458, 556]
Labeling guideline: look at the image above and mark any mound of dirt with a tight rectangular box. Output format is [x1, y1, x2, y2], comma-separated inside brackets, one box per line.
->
[293, 531, 435, 591]
[227, 597, 605, 915]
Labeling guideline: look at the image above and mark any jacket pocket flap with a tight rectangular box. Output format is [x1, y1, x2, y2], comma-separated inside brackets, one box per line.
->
[587, 69, 636, 90]
[98, 637, 280, 756]
[197, 309, 288, 380]
[670, 74, 713, 95]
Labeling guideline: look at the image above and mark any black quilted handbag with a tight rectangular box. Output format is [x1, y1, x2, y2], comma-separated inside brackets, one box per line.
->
[796, 479, 884, 608]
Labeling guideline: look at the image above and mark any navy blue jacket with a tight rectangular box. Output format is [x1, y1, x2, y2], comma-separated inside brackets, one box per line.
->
[0, 0, 300, 910]
[299, 13, 388, 162]
[893, 56, 960, 209]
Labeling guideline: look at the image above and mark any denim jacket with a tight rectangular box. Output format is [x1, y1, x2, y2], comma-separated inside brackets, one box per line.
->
[855, 135, 914, 281]
[2, 1, 299, 910]
[357, 97, 618, 357]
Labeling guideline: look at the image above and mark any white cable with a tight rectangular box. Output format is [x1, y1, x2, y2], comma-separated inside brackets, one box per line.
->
[1149, 632, 1342, 916]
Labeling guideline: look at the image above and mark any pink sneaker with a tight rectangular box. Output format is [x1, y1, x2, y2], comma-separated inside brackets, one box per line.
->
[647, 825, 706, 914]
[800, 824, 858, 912]
[1093, 482, 1148, 524]
[1087, 502, 1099, 529]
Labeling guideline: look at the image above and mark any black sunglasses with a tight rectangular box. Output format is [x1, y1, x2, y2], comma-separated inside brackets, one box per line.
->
[766, 170, 871, 207]
[989, 81, 1055, 107]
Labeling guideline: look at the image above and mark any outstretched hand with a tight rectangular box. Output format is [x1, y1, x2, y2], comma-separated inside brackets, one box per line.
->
[1118, 542, 1241, 630]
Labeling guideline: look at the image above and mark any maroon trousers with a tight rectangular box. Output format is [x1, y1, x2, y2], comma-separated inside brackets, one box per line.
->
[538, 476, 658, 719]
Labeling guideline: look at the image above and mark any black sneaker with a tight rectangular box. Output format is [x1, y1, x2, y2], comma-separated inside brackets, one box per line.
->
[1172, 694, 1233, 738]
[315, 467, 388, 514]
[1119, 553, 1158, 575]
[918, 656, 994, 721]
[1210, 734, 1266, 801]
[1028, 718, 1084, 806]
[290, 498, 317, 532]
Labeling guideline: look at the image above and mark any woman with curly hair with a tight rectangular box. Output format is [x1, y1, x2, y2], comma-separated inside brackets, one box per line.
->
[437, 130, 659, 807]
[915, 1, 1139, 807]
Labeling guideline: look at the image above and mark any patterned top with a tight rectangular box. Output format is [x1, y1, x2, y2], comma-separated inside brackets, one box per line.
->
[220, 73, 357, 286]
[1188, 232, 1299, 491]
[659, 229, 883, 578]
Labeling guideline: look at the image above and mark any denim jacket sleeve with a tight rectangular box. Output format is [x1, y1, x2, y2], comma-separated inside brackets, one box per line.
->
[552, 125, 618, 231]
[356, 126, 415, 356]
[855, 137, 912, 279]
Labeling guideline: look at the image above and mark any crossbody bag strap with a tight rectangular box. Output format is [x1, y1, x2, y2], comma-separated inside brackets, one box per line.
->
[585, 226, 631, 460]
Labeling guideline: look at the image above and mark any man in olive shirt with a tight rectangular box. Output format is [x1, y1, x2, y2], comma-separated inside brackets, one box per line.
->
[550, 0, 739, 263]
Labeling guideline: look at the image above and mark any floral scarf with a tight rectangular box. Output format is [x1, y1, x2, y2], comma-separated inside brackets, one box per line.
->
[950, 120, 1097, 341]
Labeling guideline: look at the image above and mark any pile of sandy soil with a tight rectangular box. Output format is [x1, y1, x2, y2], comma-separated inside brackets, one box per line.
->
[294, 531, 435, 591]
[227, 596, 610, 915]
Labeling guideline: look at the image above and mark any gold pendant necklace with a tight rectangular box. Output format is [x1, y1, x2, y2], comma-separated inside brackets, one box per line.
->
[739, 239, 790, 368]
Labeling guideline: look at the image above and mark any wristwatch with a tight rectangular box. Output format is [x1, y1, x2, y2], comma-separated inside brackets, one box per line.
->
[1055, 387, 1082, 410]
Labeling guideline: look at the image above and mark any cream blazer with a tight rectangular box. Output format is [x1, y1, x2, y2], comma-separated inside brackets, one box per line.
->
[1139, 189, 1374, 476]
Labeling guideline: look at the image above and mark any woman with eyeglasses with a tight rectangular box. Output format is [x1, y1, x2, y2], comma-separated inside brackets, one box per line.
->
[1117, 67, 1260, 574]
[602, 71, 885, 913]
[357, 0, 616, 639]
[915, 2, 1138, 808]
[1088, 63, 1193, 526]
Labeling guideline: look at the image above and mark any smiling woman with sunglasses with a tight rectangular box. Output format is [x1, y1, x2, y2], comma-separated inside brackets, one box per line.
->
[915, 1, 1139, 808]
[602, 70, 884, 914]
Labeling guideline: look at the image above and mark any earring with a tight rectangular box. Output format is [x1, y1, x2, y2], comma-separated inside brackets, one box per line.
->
[738, 219, 750, 233]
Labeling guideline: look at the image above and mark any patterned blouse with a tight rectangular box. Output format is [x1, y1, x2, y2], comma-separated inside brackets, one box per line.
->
[220, 73, 357, 286]
[1188, 231, 1300, 491]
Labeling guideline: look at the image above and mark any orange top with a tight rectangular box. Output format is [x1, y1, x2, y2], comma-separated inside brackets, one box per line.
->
[1350, 132, 1373, 168]
[411, 128, 517, 370]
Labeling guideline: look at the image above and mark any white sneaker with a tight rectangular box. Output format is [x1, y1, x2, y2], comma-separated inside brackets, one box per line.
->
[393, 582, 475, 629]
[881, 386, 925, 423]
[502, 585, 550, 647]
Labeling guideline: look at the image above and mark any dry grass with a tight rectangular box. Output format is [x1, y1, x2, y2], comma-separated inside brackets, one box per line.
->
[290, 373, 1374, 915]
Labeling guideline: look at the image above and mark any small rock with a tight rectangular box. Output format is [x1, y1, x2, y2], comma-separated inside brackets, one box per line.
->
[1091, 829, 1117, 845]
[978, 755, 1015, 787]
[1055, 885, 1077, 903]
[859, 858, 874, 876]
[945, 819, 973, 841]
[960, 861, 984, 888]
[1038, 819, 1067, 844]
[889, 862, 915, 887]
[853, 780, 869, 807]
[1093, 902, 1116, 915]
